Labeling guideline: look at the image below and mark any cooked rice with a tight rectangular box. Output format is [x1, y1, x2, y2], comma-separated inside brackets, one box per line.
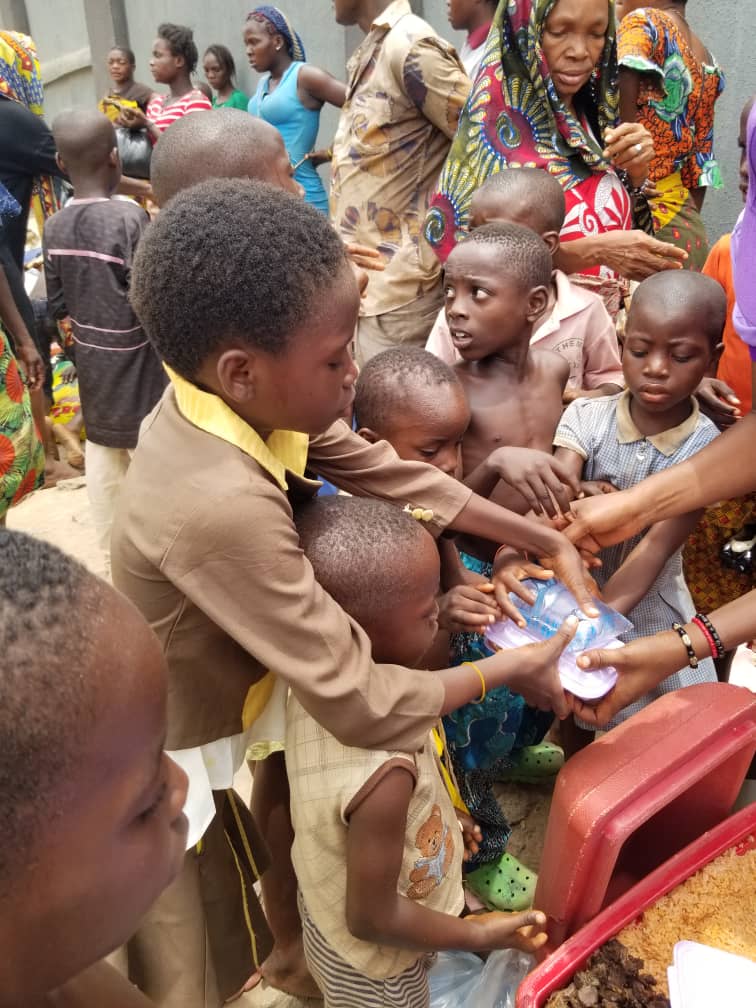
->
[617, 837, 756, 996]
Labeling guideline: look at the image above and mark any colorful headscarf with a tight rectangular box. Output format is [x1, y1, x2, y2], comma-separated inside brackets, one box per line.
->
[0, 31, 45, 114]
[425, 0, 620, 261]
[0, 31, 60, 225]
[248, 6, 306, 62]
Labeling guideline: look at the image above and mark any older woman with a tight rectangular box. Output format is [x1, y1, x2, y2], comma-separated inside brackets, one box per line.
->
[119, 23, 211, 142]
[617, 0, 724, 270]
[426, 0, 687, 313]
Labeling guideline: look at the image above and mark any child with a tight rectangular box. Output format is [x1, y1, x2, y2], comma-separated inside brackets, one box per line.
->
[447, 0, 497, 78]
[111, 179, 591, 1007]
[289, 495, 554, 1007]
[554, 270, 724, 728]
[426, 168, 624, 403]
[354, 344, 567, 912]
[43, 109, 166, 558]
[0, 528, 189, 1006]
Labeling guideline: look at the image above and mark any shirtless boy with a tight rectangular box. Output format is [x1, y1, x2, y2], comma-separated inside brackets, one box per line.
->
[445, 222, 570, 562]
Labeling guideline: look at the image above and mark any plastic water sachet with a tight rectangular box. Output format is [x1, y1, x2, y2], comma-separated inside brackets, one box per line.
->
[485, 578, 633, 700]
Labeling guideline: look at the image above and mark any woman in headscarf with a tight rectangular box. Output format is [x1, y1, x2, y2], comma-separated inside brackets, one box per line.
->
[245, 6, 346, 214]
[426, 0, 688, 313]
[617, 0, 724, 270]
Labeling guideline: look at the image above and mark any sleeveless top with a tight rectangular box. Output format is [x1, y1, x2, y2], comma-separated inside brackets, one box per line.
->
[248, 61, 328, 214]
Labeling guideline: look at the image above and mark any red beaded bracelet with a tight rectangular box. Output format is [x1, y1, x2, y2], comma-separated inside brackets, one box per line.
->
[692, 614, 725, 660]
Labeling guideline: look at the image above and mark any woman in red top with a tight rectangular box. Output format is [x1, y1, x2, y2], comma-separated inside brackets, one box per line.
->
[120, 24, 211, 143]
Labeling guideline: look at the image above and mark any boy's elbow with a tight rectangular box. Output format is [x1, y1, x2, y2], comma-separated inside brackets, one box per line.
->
[346, 903, 380, 942]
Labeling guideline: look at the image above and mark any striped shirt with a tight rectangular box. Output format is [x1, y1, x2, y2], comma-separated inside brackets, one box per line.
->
[146, 88, 211, 138]
[43, 197, 167, 448]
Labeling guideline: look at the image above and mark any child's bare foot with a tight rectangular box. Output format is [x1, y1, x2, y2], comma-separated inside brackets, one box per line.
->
[259, 939, 322, 1000]
[52, 424, 85, 470]
[43, 457, 80, 488]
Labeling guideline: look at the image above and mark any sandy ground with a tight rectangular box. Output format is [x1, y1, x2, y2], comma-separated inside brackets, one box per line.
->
[8, 477, 755, 867]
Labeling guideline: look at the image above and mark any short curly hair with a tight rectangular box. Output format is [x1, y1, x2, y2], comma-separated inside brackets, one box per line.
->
[0, 531, 102, 889]
[130, 178, 351, 378]
[295, 496, 435, 628]
[472, 168, 566, 235]
[354, 346, 461, 433]
[157, 22, 199, 74]
[456, 222, 552, 292]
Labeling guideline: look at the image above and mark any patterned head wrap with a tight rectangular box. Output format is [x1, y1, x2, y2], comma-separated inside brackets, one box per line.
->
[248, 6, 306, 62]
[0, 31, 45, 114]
[425, 0, 620, 261]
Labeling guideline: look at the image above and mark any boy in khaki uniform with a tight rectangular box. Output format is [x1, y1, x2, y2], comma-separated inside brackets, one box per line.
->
[111, 180, 591, 1006]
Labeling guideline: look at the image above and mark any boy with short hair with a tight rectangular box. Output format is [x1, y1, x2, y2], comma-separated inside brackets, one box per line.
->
[427, 167, 624, 402]
[554, 270, 723, 727]
[0, 528, 188, 1007]
[289, 495, 558, 1006]
[43, 109, 166, 558]
[112, 178, 592, 1006]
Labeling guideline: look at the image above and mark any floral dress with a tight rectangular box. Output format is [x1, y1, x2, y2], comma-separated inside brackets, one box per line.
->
[0, 328, 44, 519]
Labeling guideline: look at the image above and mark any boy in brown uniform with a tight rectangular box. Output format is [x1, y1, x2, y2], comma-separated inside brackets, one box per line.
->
[111, 180, 591, 1006]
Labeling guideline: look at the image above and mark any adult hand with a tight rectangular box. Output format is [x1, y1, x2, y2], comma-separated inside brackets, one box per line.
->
[597, 229, 687, 280]
[695, 376, 742, 430]
[118, 106, 149, 130]
[15, 337, 44, 392]
[533, 535, 600, 618]
[307, 148, 333, 169]
[438, 582, 500, 635]
[487, 446, 581, 518]
[498, 615, 579, 717]
[570, 629, 686, 727]
[564, 490, 647, 554]
[467, 909, 549, 954]
[604, 122, 654, 188]
[491, 549, 554, 625]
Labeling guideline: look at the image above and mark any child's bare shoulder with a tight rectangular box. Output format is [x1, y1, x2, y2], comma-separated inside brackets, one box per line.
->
[530, 347, 570, 389]
[50, 963, 153, 1007]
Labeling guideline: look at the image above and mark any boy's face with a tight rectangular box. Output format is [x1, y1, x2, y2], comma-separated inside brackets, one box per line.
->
[24, 593, 188, 995]
[447, 0, 482, 31]
[623, 300, 718, 414]
[364, 383, 471, 478]
[238, 270, 360, 436]
[367, 533, 441, 667]
[444, 243, 544, 361]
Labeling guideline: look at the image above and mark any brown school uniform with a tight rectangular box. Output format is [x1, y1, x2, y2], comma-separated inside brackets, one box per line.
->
[110, 375, 471, 1007]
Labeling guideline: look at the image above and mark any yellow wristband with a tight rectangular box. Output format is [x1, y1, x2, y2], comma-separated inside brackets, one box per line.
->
[463, 661, 486, 703]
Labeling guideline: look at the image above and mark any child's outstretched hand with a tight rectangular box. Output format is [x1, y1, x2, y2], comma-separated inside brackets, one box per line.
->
[492, 548, 554, 627]
[467, 909, 549, 954]
[578, 479, 618, 498]
[485, 447, 581, 518]
[438, 582, 500, 634]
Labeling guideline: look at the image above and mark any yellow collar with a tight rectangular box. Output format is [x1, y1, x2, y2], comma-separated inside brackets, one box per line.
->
[616, 389, 702, 457]
[167, 367, 309, 489]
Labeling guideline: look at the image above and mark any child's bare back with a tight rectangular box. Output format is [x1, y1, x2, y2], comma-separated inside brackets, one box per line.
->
[455, 348, 568, 559]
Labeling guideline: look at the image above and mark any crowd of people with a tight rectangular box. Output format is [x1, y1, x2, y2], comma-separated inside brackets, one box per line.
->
[0, 2, 754, 1008]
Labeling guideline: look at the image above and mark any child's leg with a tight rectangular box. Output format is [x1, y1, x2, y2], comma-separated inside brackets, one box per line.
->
[250, 752, 322, 1000]
[300, 896, 430, 1008]
[85, 443, 131, 555]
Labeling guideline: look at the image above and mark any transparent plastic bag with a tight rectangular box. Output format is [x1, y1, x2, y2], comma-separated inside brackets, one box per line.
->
[429, 950, 483, 1008]
[485, 578, 633, 700]
[476, 949, 535, 1008]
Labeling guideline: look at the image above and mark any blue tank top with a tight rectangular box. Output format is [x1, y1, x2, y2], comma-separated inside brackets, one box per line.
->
[248, 61, 328, 214]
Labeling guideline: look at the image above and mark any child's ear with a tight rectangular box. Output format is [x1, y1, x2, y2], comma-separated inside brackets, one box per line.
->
[542, 231, 561, 255]
[526, 284, 550, 321]
[356, 426, 379, 444]
[109, 147, 119, 169]
[215, 348, 257, 402]
[55, 152, 66, 175]
[711, 340, 725, 370]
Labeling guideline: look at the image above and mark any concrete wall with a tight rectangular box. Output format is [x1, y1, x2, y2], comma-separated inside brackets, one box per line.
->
[2, 0, 754, 239]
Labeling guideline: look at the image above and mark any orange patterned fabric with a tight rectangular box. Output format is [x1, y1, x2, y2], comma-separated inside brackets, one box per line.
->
[618, 9, 724, 191]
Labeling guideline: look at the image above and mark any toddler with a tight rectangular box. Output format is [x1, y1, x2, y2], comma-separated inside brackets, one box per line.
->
[43, 109, 166, 558]
[554, 270, 724, 727]
[427, 167, 624, 402]
[288, 495, 553, 1007]
[0, 528, 188, 1006]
